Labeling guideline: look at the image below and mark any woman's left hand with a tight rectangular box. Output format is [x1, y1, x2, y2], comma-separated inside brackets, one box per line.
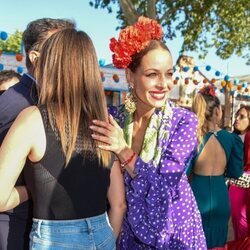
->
[90, 115, 128, 155]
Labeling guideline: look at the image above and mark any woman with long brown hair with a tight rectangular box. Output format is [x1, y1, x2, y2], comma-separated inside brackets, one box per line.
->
[0, 28, 126, 249]
[190, 85, 244, 249]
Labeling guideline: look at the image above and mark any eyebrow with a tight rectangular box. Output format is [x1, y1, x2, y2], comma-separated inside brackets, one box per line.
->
[145, 68, 174, 72]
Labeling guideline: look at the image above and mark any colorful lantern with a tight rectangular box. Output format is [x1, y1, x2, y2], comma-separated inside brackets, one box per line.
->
[17, 66, 23, 74]
[215, 71, 220, 77]
[113, 74, 119, 83]
[99, 58, 106, 67]
[16, 53, 23, 62]
[0, 31, 8, 41]
[224, 75, 230, 82]
[193, 66, 199, 72]
[205, 65, 211, 71]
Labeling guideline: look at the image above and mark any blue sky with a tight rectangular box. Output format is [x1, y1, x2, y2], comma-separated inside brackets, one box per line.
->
[1, 0, 249, 77]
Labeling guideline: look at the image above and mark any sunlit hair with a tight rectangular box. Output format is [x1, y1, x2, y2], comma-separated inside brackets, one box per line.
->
[192, 92, 220, 146]
[35, 29, 111, 167]
[233, 105, 250, 134]
[128, 40, 171, 72]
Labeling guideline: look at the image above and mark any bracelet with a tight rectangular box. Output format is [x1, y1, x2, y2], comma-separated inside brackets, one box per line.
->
[120, 151, 136, 168]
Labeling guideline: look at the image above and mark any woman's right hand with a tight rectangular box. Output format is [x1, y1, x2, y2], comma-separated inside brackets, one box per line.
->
[90, 115, 128, 156]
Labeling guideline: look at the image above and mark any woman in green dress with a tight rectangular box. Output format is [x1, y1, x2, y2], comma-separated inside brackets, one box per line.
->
[189, 85, 244, 249]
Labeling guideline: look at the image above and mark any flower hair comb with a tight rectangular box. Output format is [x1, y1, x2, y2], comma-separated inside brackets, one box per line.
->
[109, 16, 163, 69]
[198, 85, 216, 97]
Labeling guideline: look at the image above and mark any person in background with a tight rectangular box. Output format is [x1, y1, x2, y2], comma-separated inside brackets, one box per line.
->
[90, 16, 206, 249]
[0, 18, 75, 250]
[189, 85, 244, 249]
[0, 70, 21, 95]
[229, 106, 250, 241]
[0, 28, 126, 250]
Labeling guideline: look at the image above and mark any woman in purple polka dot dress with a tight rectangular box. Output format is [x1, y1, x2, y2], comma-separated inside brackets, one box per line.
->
[90, 16, 206, 249]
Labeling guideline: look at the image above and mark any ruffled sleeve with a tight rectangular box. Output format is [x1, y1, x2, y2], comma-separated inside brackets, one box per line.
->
[124, 109, 198, 248]
[225, 133, 244, 178]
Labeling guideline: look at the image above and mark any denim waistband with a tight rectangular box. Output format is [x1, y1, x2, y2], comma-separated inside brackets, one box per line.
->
[32, 212, 109, 235]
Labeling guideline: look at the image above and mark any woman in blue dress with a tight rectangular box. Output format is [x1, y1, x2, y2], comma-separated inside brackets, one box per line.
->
[189, 85, 244, 249]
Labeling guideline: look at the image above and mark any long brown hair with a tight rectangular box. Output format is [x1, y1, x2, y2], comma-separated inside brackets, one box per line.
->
[36, 29, 111, 166]
[192, 88, 221, 146]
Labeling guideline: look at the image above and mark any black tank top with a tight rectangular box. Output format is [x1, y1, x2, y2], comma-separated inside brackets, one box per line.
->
[24, 106, 111, 220]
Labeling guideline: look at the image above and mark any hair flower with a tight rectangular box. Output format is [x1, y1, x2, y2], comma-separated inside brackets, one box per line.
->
[199, 85, 216, 97]
[109, 16, 163, 69]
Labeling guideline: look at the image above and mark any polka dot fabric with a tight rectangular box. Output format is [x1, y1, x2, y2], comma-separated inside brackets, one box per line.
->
[108, 105, 207, 249]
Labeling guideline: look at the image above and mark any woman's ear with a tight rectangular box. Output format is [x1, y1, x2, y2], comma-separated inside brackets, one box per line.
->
[125, 68, 134, 88]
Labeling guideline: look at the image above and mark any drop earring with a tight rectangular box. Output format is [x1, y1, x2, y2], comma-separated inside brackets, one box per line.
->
[124, 86, 137, 113]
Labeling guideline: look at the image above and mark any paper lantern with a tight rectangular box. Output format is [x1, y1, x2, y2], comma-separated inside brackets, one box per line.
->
[113, 74, 119, 83]
[237, 85, 242, 91]
[245, 88, 249, 93]
[234, 79, 239, 85]
[193, 79, 198, 85]
[221, 81, 227, 87]
[193, 66, 199, 72]
[227, 82, 233, 89]
[17, 66, 23, 74]
[184, 78, 189, 84]
[183, 66, 189, 72]
[205, 65, 211, 71]
[0, 31, 8, 41]
[203, 79, 208, 84]
[224, 75, 230, 82]
[211, 78, 216, 84]
[242, 82, 248, 88]
[16, 53, 23, 62]
[215, 71, 220, 77]
[173, 79, 178, 85]
[99, 58, 106, 67]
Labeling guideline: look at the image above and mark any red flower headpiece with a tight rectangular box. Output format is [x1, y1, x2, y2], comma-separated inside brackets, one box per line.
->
[109, 16, 163, 69]
[199, 85, 216, 97]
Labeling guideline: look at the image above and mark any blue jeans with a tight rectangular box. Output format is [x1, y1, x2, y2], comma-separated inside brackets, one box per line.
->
[29, 213, 115, 250]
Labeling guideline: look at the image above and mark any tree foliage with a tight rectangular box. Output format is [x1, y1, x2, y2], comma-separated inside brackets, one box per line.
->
[0, 30, 23, 53]
[89, 0, 250, 64]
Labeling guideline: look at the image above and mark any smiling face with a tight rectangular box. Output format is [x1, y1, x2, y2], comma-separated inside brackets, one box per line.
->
[234, 107, 250, 134]
[127, 48, 173, 112]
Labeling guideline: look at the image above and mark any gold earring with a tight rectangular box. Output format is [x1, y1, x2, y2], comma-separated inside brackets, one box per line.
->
[125, 86, 137, 113]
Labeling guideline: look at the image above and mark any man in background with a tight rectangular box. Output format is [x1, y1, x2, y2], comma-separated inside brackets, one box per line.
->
[0, 70, 21, 95]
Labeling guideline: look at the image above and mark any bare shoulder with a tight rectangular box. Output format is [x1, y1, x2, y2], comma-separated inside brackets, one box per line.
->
[10, 106, 43, 137]
[15, 106, 41, 125]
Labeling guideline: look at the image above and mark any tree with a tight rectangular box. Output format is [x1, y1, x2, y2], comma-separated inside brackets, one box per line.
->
[0, 30, 23, 54]
[89, 0, 250, 64]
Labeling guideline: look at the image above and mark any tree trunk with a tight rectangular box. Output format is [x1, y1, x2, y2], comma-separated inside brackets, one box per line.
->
[119, 0, 139, 24]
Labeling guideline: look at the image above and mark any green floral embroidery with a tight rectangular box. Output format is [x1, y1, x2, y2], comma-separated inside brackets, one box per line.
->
[123, 102, 173, 166]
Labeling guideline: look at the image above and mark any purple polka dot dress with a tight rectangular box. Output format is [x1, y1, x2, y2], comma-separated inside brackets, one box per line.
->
[109, 104, 207, 250]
